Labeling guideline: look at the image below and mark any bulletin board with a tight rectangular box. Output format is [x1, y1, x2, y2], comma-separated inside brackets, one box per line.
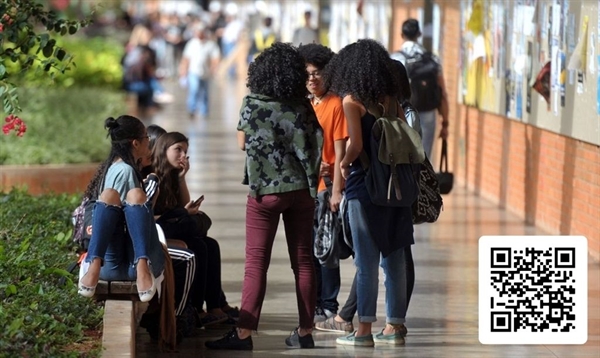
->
[460, 0, 600, 146]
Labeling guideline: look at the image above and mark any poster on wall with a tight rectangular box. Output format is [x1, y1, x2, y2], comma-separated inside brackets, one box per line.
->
[459, 0, 600, 145]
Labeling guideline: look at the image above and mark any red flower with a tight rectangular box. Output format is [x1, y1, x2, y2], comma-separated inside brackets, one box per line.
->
[2, 115, 27, 137]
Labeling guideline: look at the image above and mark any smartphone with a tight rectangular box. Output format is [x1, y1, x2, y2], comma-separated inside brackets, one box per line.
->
[192, 195, 204, 206]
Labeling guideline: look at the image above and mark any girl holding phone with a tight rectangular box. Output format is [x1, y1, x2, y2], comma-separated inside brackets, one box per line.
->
[151, 131, 231, 326]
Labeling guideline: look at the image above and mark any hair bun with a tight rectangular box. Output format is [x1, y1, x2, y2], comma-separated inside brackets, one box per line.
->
[104, 117, 118, 130]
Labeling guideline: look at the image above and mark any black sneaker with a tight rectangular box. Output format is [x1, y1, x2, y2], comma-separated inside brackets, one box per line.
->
[205, 328, 253, 350]
[285, 328, 315, 348]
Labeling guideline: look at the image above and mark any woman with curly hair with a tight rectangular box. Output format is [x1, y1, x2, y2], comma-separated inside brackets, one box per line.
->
[78, 115, 165, 303]
[325, 39, 413, 346]
[205, 42, 323, 350]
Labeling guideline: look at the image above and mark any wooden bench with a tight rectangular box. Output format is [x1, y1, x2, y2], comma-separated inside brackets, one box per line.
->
[95, 281, 141, 357]
[92, 226, 171, 356]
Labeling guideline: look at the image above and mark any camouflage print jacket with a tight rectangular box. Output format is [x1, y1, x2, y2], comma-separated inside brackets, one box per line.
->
[238, 94, 323, 198]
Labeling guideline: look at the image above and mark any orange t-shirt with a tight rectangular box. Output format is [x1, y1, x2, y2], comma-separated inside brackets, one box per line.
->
[312, 94, 348, 193]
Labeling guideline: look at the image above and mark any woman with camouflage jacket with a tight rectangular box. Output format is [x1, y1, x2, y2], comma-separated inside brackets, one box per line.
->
[205, 43, 323, 351]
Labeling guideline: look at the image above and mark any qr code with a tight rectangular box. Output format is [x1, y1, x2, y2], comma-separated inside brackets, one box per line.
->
[479, 236, 588, 344]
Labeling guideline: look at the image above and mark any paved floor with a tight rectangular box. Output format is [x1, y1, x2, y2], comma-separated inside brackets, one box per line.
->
[135, 78, 600, 358]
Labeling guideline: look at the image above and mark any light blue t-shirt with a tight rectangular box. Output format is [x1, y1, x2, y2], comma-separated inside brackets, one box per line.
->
[103, 161, 140, 203]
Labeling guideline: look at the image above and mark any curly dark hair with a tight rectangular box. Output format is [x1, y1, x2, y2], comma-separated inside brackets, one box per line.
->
[84, 115, 146, 199]
[297, 43, 335, 70]
[324, 39, 399, 109]
[246, 42, 308, 99]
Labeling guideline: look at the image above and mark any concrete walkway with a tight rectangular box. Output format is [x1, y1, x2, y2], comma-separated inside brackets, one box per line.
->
[129, 77, 599, 358]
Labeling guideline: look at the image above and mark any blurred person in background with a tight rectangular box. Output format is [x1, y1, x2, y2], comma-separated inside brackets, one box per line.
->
[220, 3, 244, 78]
[163, 13, 184, 79]
[293, 10, 319, 46]
[247, 16, 278, 63]
[179, 24, 221, 119]
[391, 19, 449, 158]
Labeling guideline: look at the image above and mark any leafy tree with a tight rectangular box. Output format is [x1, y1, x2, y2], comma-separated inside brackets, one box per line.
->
[0, 0, 91, 136]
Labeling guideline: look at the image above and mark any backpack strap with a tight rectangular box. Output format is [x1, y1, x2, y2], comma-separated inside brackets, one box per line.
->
[323, 175, 334, 196]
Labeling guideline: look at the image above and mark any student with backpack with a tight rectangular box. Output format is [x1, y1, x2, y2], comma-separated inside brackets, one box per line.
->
[326, 39, 416, 347]
[391, 18, 449, 158]
[322, 59, 421, 336]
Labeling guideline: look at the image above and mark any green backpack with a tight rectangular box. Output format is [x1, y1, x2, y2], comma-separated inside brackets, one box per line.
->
[360, 103, 425, 207]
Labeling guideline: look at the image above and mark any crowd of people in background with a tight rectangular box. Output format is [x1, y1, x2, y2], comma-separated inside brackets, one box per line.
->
[119, 3, 317, 120]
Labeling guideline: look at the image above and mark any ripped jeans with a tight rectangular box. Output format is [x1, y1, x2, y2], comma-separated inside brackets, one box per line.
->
[85, 200, 165, 281]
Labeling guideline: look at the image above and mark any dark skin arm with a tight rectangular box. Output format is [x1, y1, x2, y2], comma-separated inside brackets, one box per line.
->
[340, 95, 366, 179]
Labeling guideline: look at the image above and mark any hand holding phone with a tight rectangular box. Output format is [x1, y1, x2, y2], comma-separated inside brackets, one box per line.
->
[192, 195, 204, 207]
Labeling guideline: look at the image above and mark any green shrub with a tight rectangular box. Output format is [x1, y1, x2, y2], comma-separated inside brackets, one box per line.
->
[0, 85, 127, 165]
[5, 35, 125, 90]
[48, 36, 125, 89]
[0, 189, 103, 357]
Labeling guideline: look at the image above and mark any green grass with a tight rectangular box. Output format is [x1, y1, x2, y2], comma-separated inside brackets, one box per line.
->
[0, 190, 103, 357]
[1, 85, 126, 165]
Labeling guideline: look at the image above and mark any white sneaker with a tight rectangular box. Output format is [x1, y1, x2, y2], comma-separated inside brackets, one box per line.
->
[313, 307, 335, 323]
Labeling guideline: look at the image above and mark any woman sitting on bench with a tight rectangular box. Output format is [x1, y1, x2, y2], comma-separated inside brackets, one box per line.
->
[78, 115, 165, 303]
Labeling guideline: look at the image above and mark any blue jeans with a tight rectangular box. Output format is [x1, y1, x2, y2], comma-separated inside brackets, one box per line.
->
[186, 74, 209, 116]
[86, 200, 165, 281]
[348, 198, 407, 324]
[419, 110, 437, 159]
[126, 78, 164, 95]
[314, 258, 341, 313]
[338, 245, 414, 322]
[222, 41, 237, 78]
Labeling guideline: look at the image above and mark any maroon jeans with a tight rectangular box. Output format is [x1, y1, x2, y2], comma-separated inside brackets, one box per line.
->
[237, 189, 316, 331]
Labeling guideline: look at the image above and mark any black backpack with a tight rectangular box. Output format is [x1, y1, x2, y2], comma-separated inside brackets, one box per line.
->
[400, 51, 442, 112]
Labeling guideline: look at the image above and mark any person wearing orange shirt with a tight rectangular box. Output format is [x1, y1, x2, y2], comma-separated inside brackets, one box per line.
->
[298, 43, 349, 327]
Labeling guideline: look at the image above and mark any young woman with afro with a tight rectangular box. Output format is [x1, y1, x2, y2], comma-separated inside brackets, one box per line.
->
[205, 42, 323, 350]
[325, 39, 413, 347]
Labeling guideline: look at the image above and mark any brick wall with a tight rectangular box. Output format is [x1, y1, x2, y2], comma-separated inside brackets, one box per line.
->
[0, 164, 98, 196]
[391, 0, 600, 260]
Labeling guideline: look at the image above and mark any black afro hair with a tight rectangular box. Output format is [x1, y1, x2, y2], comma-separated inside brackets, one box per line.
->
[324, 39, 399, 108]
[297, 43, 335, 70]
[246, 42, 308, 99]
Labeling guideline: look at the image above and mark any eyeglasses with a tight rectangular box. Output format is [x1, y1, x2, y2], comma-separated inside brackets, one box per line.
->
[308, 71, 322, 79]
